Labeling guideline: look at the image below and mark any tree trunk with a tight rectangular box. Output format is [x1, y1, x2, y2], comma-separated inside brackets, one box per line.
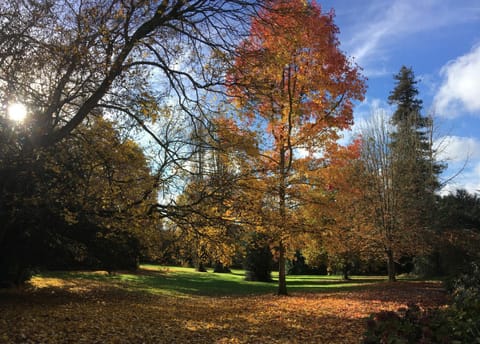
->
[387, 249, 396, 282]
[277, 146, 288, 296]
[277, 241, 287, 295]
[196, 262, 207, 272]
[342, 260, 350, 280]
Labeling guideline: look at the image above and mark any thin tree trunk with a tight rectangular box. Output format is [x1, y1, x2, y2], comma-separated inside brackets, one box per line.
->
[387, 249, 396, 282]
[342, 260, 350, 280]
[277, 146, 288, 296]
[277, 241, 287, 295]
[196, 262, 207, 272]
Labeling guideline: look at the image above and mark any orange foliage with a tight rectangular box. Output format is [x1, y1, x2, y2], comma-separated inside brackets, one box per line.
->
[228, 0, 366, 154]
[226, 0, 366, 294]
[298, 140, 381, 272]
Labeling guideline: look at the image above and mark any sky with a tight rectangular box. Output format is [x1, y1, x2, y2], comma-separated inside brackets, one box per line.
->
[318, 0, 480, 194]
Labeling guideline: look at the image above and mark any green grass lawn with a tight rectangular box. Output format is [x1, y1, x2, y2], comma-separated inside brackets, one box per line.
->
[34, 264, 388, 297]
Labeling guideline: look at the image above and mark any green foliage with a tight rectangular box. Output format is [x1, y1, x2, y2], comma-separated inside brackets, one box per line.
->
[388, 66, 423, 124]
[244, 233, 273, 282]
[287, 250, 329, 275]
[449, 262, 480, 307]
[445, 262, 480, 342]
[414, 190, 480, 278]
[0, 119, 157, 285]
[388, 66, 442, 235]
[93, 232, 140, 271]
[32, 220, 141, 272]
[359, 66, 443, 282]
[436, 190, 480, 232]
[287, 251, 310, 275]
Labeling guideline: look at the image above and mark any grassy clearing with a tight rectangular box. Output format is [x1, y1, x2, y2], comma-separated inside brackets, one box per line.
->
[0, 266, 447, 343]
[33, 265, 386, 297]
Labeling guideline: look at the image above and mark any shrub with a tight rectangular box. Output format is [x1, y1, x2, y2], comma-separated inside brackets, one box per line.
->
[363, 304, 451, 344]
[244, 233, 273, 282]
[93, 231, 140, 271]
[287, 250, 327, 275]
[364, 262, 480, 343]
[449, 262, 480, 308]
[445, 262, 480, 342]
[213, 262, 231, 273]
[0, 261, 32, 288]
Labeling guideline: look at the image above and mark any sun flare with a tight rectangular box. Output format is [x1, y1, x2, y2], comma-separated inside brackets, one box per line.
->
[7, 102, 27, 122]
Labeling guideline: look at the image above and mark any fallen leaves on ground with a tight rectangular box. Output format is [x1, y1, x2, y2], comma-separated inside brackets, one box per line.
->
[0, 277, 446, 344]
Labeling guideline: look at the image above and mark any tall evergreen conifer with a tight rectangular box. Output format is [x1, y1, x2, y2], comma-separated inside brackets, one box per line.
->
[388, 66, 443, 279]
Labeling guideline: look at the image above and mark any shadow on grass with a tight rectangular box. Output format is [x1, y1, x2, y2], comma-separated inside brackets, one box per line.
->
[286, 279, 384, 286]
[125, 269, 279, 296]
[33, 266, 391, 298]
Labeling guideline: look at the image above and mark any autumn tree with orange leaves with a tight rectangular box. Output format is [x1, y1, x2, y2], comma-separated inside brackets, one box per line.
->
[301, 140, 378, 280]
[227, 0, 365, 295]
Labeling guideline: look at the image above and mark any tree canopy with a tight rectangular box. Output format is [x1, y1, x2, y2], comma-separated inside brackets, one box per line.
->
[0, 0, 260, 147]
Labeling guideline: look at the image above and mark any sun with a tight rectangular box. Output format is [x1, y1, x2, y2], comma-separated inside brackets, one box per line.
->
[7, 102, 27, 122]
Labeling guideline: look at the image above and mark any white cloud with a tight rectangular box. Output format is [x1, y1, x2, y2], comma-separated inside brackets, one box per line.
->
[434, 45, 480, 117]
[437, 136, 480, 195]
[351, 97, 395, 130]
[440, 162, 480, 195]
[435, 135, 480, 163]
[348, 2, 411, 65]
[344, 0, 480, 76]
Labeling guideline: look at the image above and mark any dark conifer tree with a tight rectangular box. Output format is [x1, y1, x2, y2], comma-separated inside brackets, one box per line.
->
[388, 66, 444, 280]
[388, 66, 423, 125]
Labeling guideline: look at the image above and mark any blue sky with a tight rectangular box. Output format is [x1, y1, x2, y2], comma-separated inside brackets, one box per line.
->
[319, 0, 480, 194]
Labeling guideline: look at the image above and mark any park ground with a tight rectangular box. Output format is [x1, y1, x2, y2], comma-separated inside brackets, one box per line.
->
[0, 266, 447, 343]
